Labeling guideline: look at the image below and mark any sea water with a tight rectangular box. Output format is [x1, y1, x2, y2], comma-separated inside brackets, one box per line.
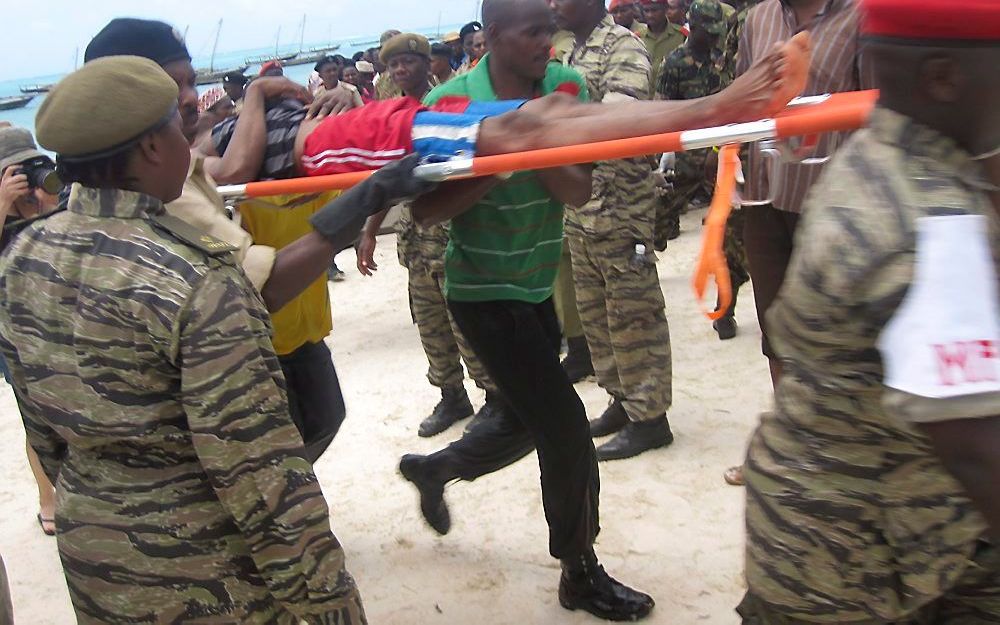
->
[0, 23, 462, 141]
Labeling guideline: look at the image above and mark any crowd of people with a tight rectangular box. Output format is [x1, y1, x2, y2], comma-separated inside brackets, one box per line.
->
[0, 0, 998, 622]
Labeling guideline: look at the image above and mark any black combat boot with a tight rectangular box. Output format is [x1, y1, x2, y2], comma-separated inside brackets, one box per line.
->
[398, 454, 452, 535]
[464, 390, 502, 433]
[596, 415, 674, 461]
[712, 287, 739, 341]
[589, 397, 628, 438]
[559, 549, 655, 621]
[418, 385, 474, 438]
[561, 335, 594, 383]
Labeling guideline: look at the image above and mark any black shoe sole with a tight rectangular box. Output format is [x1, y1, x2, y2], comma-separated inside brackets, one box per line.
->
[417, 409, 474, 438]
[558, 587, 654, 622]
[399, 455, 451, 535]
[596, 434, 674, 462]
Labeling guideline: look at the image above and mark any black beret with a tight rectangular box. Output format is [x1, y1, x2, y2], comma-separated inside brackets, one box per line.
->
[430, 43, 453, 58]
[460, 21, 483, 39]
[85, 18, 191, 67]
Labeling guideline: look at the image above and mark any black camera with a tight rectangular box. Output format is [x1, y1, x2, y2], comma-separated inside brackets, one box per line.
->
[17, 156, 63, 195]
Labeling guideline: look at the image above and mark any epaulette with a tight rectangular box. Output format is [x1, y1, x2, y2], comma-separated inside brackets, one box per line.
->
[149, 213, 238, 257]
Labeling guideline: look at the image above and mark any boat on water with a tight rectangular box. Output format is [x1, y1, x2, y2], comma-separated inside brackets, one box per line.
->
[194, 20, 248, 85]
[195, 65, 249, 86]
[19, 84, 53, 95]
[0, 95, 34, 111]
[245, 52, 298, 66]
[284, 45, 342, 67]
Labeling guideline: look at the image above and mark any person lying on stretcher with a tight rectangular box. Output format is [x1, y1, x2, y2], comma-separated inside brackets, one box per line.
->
[195, 32, 811, 200]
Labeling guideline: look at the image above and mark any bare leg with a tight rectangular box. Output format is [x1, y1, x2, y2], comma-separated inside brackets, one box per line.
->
[478, 33, 811, 156]
[26, 442, 55, 534]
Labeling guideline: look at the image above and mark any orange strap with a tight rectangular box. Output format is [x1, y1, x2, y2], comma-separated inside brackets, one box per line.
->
[692, 144, 741, 321]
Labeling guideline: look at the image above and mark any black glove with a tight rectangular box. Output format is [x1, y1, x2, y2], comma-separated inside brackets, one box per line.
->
[310, 154, 437, 241]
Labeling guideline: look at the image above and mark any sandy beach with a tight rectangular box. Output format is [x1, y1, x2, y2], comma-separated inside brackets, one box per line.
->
[0, 206, 772, 624]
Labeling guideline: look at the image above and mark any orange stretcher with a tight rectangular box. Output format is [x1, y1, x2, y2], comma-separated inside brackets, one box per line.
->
[215, 89, 880, 320]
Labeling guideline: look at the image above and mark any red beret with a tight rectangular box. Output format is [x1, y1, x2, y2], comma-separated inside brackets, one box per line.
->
[862, 0, 1000, 42]
[639, 0, 667, 5]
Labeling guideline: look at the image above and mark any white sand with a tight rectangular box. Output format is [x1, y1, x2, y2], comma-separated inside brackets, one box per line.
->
[0, 207, 772, 624]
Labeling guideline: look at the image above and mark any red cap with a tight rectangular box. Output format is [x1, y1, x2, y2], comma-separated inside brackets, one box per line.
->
[862, 0, 1000, 42]
[259, 60, 284, 76]
[639, 0, 667, 5]
[609, 0, 625, 10]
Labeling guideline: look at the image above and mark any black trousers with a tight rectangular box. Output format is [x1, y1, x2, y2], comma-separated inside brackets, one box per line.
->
[279, 340, 346, 463]
[431, 297, 600, 560]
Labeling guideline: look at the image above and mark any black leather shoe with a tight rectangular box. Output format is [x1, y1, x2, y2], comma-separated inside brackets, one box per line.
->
[596, 415, 673, 461]
[713, 315, 738, 340]
[589, 398, 628, 438]
[561, 336, 594, 383]
[398, 454, 451, 535]
[559, 550, 655, 621]
[418, 386, 474, 437]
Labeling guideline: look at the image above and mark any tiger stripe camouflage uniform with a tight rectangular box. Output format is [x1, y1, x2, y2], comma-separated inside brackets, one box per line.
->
[396, 205, 495, 393]
[0, 187, 365, 625]
[556, 15, 673, 424]
[655, 16, 749, 290]
[741, 108, 1000, 623]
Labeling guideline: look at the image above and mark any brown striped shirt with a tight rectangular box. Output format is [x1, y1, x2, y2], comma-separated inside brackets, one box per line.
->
[736, 0, 873, 213]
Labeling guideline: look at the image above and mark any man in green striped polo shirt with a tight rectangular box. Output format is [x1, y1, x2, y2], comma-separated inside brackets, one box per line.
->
[397, 0, 657, 620]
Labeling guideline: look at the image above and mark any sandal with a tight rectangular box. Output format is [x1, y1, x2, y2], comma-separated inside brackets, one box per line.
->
[723, 465, 745, 486]
[36, 512, 56, 536]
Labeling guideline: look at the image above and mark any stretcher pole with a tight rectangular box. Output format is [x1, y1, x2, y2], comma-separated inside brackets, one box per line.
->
[216, 90, 878, 200]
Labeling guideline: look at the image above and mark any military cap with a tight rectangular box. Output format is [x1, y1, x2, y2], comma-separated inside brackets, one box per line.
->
[0, 127, 45, 173]
[380, 33, 431, 64]
[430, 42, 453, 58]
[222, 71, 247, 85]
[380, 29, 403, 46]
[85, 18, 190, 66]
[459, 21, 482, 40]
[36, 56, 179, 162]
[861, 0, 1000, 43]
[355, 60, 375, 74]
[688, 0, 727, 35]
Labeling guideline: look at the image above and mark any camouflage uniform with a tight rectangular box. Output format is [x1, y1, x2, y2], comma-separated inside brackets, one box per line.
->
[656, 3, 745, 256]
[396, 205, 495, 392]
[375, 74, 403, 100]
[0, 556, 10, 625]
[0, 187, 365, 624]
[742, 109, 1000, 622]
[556, 15, 673, 423]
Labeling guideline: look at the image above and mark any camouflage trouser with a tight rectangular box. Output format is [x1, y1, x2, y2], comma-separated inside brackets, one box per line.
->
[726, 208, 751, 291]
[654, 178, 701, 251]
[552, 240, 584, 339]
[567, 230, 672, 422]
[0, 555, 11, 625]
[408, 266, 494, 392]
[738, 542, 1000, 624]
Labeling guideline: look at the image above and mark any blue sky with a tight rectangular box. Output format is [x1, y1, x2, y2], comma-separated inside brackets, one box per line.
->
[1, 0, 483, 81]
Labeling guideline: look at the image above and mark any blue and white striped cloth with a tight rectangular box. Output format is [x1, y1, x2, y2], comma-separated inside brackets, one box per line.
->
[412, 100, 527, 162]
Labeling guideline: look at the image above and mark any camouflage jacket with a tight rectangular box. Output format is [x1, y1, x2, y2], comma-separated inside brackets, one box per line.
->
[658, 43, 733, 183]
[0, 187, 364, 624]
[557, 14, 657, 241]
[744, 108, 997, 621]
[375, 74, 403, 100]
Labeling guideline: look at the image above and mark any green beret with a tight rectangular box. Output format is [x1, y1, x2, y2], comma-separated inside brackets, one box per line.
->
[380, 33, 431, 65]
[35, 56, 179, 162]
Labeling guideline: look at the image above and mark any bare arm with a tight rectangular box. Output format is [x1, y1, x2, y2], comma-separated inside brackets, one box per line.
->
[260, 232, 339, 313]
[356, 209, 390, 276]
[202, 78, 312, 184]
[919, 417, 1000, 540]
[411, 176, 501, 227]
[536, 165, 593, 207]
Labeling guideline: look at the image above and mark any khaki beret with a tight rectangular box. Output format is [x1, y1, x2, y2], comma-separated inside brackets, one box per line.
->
[380, 33, 431, 64]
[36, 56, 178, 161]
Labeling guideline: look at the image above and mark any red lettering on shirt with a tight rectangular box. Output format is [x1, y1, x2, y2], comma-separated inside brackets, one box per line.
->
[934, 340, 999, 386]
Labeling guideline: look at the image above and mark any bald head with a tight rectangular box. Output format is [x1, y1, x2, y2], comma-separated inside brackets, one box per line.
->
[867, 40, 1000, 157]
[483, 0, 551, 32]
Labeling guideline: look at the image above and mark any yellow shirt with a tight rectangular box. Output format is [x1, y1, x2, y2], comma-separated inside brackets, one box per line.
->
[238, 192, 339, 355]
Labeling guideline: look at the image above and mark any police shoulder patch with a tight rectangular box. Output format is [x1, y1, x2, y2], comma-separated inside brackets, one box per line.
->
[149, 213, 238, 257]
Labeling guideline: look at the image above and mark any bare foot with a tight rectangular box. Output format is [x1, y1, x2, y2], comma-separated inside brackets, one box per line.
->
[715, 31, 812, 123]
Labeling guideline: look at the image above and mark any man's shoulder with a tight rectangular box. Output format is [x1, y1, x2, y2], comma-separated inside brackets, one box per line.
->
[542, 62, 588, 99]
[664, 45, 692, 67]
[425, 72, 473, 103]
